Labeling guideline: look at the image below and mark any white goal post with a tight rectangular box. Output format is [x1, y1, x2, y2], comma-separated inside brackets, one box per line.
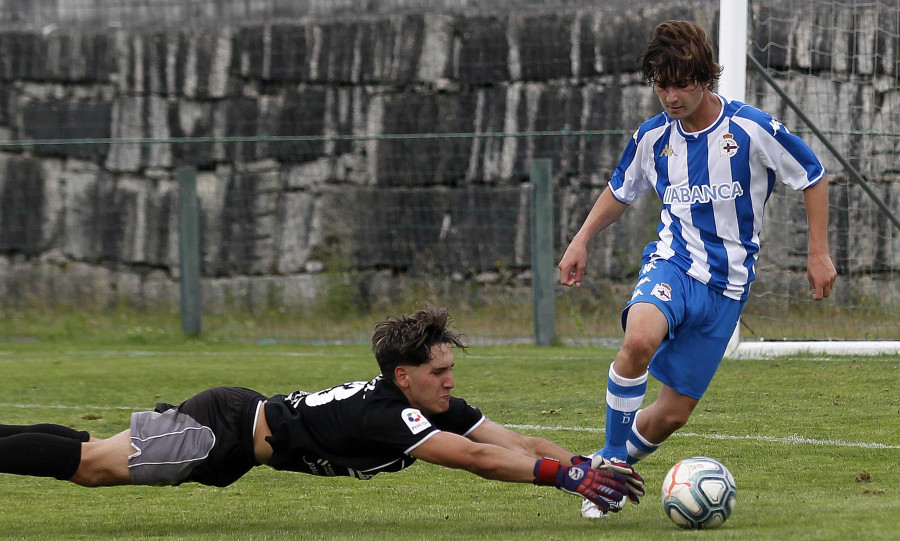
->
[719, 0, 900, 358]
[719, 0, 747, 358]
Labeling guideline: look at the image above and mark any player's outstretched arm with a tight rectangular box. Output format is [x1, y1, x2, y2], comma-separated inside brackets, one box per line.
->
[411, 430, 547, 482]
[409, 430, 630, 510]
[464, 419, 645, 503]
[465, 419, 578, 463]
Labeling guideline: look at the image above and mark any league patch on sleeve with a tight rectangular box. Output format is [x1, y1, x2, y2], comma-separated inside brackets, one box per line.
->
[401, 408, 432, 434]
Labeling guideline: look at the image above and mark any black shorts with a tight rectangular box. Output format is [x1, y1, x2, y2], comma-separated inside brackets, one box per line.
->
[156, 386, 266, 487]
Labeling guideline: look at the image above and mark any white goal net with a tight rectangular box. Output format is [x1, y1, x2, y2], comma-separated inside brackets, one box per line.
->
[727, 0, 900, 354]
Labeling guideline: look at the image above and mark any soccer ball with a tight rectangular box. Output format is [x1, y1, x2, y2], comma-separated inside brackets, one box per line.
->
[661, 456, 736, 529]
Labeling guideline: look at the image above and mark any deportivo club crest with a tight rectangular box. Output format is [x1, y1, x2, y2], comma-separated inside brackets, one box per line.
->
[652, 283, 673, 302]
[719, 134, 739, 157]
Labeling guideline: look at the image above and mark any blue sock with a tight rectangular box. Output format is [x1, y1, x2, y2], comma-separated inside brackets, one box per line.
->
[598, 363, 647, 460]
[625, 410, 659, 464]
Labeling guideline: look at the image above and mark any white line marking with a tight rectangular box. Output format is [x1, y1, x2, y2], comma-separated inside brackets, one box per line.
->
[0, 350, 365, 363]
[0, 403, 139, 411]
[66, 351, 335, 358]
[0, 407, 894, 450]
[731, 341, 900, 359]
[503, 424, 900, 450]
[674, 431, 900, 450]
[3, 349, 894, 362]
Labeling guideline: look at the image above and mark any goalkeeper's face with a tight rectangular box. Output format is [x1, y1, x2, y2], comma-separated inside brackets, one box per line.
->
[395, 343, 456, 416]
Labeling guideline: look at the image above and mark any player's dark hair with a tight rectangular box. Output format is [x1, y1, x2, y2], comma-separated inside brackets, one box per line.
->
[640, 20, 721, 89]
[371, 305, 466, 381]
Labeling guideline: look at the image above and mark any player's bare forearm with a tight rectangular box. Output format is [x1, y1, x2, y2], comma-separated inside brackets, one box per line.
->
[466, 420, 576, 463]
[559, 188, 629, 286]
[517, 434, 578, 463]
[411, 431, 542, 482]
[803, 178, 837, 299]
[803, 178, 830, 255]
[578, 188, 630, 239]
[409, 420, 584, 483]
[454, 443, 541, 482]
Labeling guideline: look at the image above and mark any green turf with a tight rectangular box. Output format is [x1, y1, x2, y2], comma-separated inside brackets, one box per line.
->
[0, 342, 897, 540]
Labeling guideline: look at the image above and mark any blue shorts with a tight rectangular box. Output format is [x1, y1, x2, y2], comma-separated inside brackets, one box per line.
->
[622, 259, 744, 400]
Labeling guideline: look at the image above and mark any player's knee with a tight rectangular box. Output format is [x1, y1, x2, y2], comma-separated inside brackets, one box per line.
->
[619, 338, 657, 367]
[70, 465, 108, 487]
[658, 410, 690, 433]
[71, 462, 129, 487]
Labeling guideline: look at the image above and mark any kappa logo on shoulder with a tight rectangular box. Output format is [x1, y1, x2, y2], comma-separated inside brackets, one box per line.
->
[770, 118, 784, 135]
[401, 408, 432, 435]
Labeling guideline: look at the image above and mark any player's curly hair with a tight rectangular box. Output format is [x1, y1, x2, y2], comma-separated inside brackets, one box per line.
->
[640, 20, 722, 89]
[371, 304, 467, 381]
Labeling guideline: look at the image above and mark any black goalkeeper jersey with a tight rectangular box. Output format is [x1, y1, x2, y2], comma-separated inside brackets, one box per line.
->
[263, 375, 485, 479]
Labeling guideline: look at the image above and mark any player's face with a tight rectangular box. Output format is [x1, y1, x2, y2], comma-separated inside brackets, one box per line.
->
[654, 80, 713, 131]
[399, 343, 456, 416]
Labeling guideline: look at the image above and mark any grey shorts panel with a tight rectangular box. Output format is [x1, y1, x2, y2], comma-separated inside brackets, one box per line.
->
[128, 409, 216, 486]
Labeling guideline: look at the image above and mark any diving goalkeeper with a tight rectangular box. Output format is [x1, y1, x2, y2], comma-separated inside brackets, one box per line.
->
[0, 305, 643, 515]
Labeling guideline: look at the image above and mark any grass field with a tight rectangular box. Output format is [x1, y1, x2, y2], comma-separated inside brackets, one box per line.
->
[0, 341, 897, 540]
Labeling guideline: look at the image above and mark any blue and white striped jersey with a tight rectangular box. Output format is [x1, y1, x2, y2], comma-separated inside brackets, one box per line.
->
[609, 95, 824, 301]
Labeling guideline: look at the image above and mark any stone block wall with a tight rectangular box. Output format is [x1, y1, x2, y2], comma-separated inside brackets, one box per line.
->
[0, 0, 895, 312]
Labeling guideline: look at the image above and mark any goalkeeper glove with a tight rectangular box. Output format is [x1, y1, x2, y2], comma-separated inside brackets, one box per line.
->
[590, 455, 645, 504]
[533, 458, 628, 511]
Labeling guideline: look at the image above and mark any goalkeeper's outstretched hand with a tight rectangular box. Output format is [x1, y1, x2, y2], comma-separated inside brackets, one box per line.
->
[590, 455, 645, 504]
[533, 458, 628, 511]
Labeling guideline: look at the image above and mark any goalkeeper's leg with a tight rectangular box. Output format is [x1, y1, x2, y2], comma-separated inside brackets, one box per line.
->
[0, 423, 91, 442]
[0, 423, 92, 480]
[0, 429, 133, 486]
[0, 433, 82, 480]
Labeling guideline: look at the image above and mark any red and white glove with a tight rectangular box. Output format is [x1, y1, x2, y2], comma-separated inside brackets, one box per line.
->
[533, 458, 629, 511]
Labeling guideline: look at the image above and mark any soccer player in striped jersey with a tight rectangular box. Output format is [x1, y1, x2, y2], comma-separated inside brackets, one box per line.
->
[558, 20, 837, 519]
